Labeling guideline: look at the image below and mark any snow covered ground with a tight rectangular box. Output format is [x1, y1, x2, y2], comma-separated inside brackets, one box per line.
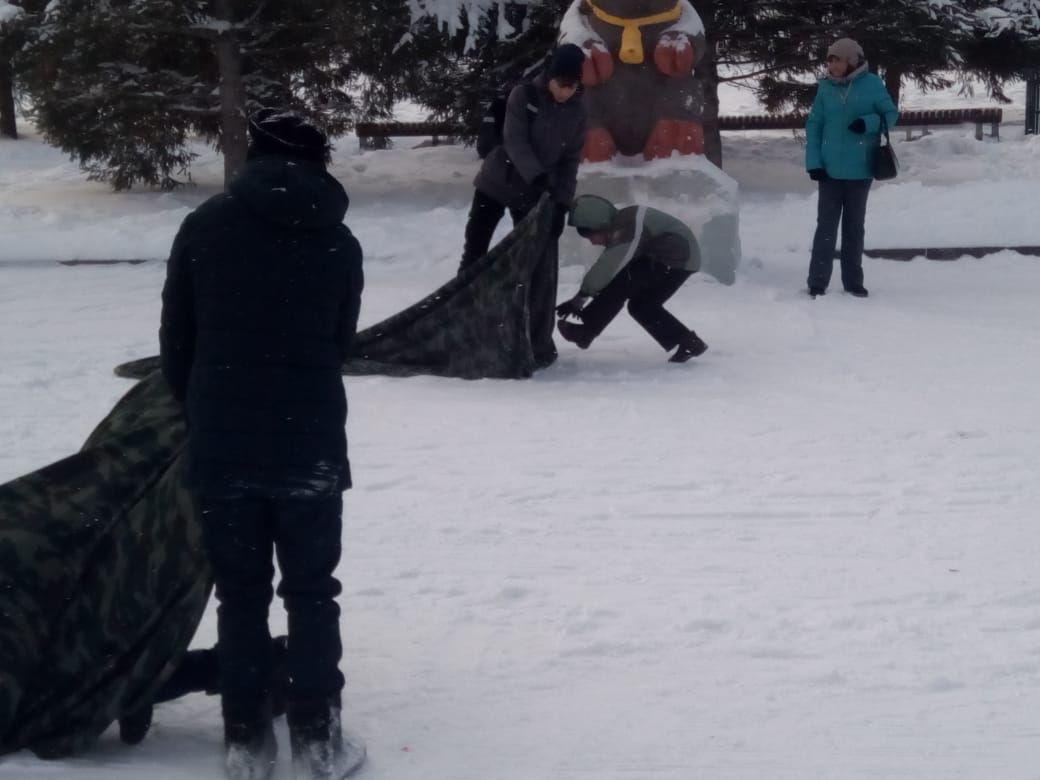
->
[2, 80, 1040, 780]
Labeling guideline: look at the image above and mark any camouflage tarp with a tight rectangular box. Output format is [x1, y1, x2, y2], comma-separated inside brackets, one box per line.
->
[0, 198, 555, 759]
[0, 372, 210, 758]
[116, 195, 556, 383]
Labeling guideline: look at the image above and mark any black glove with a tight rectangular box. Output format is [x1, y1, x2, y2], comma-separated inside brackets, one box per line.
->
[848, 118, 866, 134]
[556, 295, 588, 319]
[808, 168, 828, 182]
[551, 204, 568, 238]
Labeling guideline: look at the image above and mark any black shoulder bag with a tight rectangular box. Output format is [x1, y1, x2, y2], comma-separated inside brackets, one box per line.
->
[873, 115, 898, 181]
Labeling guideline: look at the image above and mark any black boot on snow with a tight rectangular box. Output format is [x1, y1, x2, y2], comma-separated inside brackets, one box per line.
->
[669, 332, 709, 363]
[224, 715, 277, 780]
[118, 704, 154, 745]
[289, 701, 366, 780]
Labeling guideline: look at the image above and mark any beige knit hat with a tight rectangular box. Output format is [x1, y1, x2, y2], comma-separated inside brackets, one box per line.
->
[827, 38, 864, 64]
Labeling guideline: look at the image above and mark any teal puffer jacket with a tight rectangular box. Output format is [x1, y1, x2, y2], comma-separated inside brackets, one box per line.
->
[805, 65, 899, 181]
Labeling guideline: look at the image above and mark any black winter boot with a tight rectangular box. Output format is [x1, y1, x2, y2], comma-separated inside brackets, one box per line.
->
[119, 636, 289, 747]
[669, 332, 708, 363]
[289, 700, 366, 780]
[224, 705, 277, 780]
[118, 704, 153, 746]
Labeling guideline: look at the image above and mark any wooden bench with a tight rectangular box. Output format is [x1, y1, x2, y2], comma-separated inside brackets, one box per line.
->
[355, 107, 1003, 148]
[719, 108, 1003, 141]
[354, 121, 465, 150]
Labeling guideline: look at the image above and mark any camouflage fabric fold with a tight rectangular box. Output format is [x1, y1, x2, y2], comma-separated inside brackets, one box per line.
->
[115, 195, 556, 382]
[0, 197, 556, 758]
[0, 372, 210, 758]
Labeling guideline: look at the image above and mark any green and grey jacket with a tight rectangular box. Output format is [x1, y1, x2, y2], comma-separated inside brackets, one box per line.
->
[568, 194, 701, 296]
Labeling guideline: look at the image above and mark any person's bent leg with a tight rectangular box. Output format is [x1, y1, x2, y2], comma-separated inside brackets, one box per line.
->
[626, 265, 692, 351]
[152, 648, 220, 704]
[571, 265, 642, 347]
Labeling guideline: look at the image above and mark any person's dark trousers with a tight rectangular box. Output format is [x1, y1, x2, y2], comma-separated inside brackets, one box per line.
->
[152, 636, 286, 705]
[807, 178, 872, 292]
[459, 189, 532, 273]
[579, 257, 693, 349]
[153, 648, 220, 704]
[196, 494, 346, 730]
[529, 240, 560, 366]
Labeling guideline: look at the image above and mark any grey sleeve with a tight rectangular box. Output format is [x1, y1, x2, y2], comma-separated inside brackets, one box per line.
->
[502, 85, 545, 185]
[552, 108, 586, 205]
[580, 243, 634, 297]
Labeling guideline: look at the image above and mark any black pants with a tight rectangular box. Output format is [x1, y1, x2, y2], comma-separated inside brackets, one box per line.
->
[580, 257, 693, 350]
[807, 178, 872, 292]
[153, 647, 219, 704]
[460, 190, 532, 272]
[460, 189, 559, 364]
[196, 494, 345, 725]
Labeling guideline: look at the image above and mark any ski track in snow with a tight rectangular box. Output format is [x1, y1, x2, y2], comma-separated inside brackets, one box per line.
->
[2, 91, 1040, 778]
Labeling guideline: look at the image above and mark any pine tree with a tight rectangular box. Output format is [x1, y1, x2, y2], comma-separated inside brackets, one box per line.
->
[391, 0, 1039, 166]
[405, 1, 566, 132]
[961, 0, 1040, 100]
[0, 0, 30, 138]
[747, 0, 982, 110]
[20, 0, 358, 190]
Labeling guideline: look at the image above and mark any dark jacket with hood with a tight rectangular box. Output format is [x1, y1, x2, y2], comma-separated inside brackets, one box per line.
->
[159, 155, 363, 496]
[474, 74, 586, 210]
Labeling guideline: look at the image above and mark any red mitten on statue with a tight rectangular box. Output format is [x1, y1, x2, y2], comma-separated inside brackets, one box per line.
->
[643, 119, 704, 160]
[583, 127, 618, 163]
[654, 33, 695, 77]
[582, 43, 615, 86]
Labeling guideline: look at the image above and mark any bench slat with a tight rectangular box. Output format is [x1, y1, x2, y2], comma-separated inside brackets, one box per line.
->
[355, 108, 1003, 139]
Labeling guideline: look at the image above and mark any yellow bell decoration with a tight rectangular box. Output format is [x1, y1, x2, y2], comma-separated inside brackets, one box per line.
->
[585, 0, 683, 65]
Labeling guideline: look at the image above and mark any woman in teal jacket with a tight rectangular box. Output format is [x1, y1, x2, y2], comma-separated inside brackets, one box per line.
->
[805, 38, 898, 298]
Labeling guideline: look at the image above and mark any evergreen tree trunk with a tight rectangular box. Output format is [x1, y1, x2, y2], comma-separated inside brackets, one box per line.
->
[698, 39, 723, 169]
[214, 0, 247, 188]
[0, 58, 16, 139]
[883, 66, 903, 105]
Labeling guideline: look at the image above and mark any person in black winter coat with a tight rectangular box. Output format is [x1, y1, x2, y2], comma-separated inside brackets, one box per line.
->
[159, 109, 365, 780]
[460, 43, 588, 368]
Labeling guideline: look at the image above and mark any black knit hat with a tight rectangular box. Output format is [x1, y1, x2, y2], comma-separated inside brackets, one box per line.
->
[247, 108, 330, 167]
[546, 43, 585, 84]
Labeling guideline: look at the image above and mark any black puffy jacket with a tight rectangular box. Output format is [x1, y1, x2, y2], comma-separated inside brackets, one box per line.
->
[159, 156, 364, 496]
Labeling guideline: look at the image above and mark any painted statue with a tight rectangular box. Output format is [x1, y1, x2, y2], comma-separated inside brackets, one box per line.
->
[559, 0, 707, 162]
